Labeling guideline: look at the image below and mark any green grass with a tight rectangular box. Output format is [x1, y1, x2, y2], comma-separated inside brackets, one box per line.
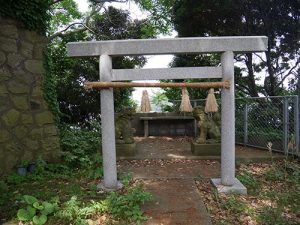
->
[212, 160, 300, 225]
[0, 164, 152, 225]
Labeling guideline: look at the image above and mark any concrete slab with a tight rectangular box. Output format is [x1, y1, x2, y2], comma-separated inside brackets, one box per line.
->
[210, 178, 247, 194]
[191, 142, 221, 156]
[142, 179, 212, 225]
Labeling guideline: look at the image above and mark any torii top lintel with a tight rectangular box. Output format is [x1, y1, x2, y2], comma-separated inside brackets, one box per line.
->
[67, 36, 268, 57]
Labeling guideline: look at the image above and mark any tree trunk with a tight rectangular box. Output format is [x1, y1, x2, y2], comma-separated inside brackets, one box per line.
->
[265, 48, 276, 96]
[245, 53, 259, 97]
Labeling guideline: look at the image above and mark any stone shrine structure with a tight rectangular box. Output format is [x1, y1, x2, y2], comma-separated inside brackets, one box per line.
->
[67, 36, 268, 194]
[0, 19, 60, 173]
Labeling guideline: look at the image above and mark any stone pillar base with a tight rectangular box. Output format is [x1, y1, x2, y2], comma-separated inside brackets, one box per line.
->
[97, 180, 123, 192]
[210, 178, 247, 194]
[191, 142, 221, 156]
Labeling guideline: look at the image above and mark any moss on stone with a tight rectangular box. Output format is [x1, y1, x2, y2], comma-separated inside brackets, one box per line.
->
[7, 80, 30, 94]
[2, 109, 20, 127]
[21, 113, 33, 124]
[24, 59, 44, 74]
[11, 95, 29, 110]
[35, 111, 54, 126]
[29, 128, 44, 139]
[0, 84, 8, 97]
[0, 129, 10, 142]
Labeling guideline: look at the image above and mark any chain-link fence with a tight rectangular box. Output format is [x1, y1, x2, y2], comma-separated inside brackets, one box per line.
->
[170, 96, 299, 156]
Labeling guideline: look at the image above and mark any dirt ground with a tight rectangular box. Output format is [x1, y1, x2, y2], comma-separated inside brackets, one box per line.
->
[118, 136, 284, 225]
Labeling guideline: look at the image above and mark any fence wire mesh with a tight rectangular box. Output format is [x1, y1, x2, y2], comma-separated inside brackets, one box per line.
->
[170, 96, 299, 155]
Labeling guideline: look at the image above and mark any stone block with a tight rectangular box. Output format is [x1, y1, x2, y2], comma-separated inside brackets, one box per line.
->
[0, 66, 12, 81]
[0, 97, 10, 112]
[0, 25, 18, 38]
[0, 84, 8, 97]
[21, 114, 33, 124]
[20, 41, 33, 58]
[33, 44, 46, 59]
[191, 142, 221, 156]
[35, 111, 54, 126]
[31, 87, 43, 97]
[2, 109, 20, 127]
[11, 95, 29, 110]
[14, 125, 28, 139]
[23, 30, 38, 43]
[13, 69, 35, 85]
[7, 53, 24, 68]
[116, 143, 137, 157]
[5, 142, 21, 153]
[24, 60, 44, 74]
[211, 178, 247, 195]
[7, 80, 30, 94]
[0, 50, 6, 66]
[0, 37, 17, 53]
[29, 128, 43, 139]
[0, 129, 10, 142]
[41, 136, 60, 152]
[25, 139, 39, 151]
[43, 125, 58, 136]
[30, 99, 42, 110]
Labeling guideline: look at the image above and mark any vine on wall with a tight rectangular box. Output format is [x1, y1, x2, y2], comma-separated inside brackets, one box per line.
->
[0, 0, 51, 34]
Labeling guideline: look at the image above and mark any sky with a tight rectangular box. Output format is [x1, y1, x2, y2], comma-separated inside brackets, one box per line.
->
[74, 0, 176, 105]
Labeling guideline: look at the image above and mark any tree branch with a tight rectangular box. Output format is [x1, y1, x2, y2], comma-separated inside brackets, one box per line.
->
[51, 0, 64, 5]
[276, 59, 300, 87]
[49, 4, 102, 40]
[49, 22, 84, 40]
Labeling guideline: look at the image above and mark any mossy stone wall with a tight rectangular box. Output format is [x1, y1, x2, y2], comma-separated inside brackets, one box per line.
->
[0, 19, 60, 173]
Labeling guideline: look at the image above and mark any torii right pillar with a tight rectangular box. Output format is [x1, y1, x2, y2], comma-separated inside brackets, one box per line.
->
[211, 51, 247, 194]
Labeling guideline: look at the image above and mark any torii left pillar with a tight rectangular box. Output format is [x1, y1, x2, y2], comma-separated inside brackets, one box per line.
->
[97, 54, 122, 191]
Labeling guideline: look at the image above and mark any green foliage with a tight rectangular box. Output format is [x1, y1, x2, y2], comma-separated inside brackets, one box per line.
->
[20, 160, 29, 168]
[135, 0, 175, 34]
[60, 123, 101, 168]
[48, 0, 81, 35]
[17, 195, 58, 225]
[102, 184, 152, 222]
[151, 90, 173, 112]
[56, 179, 152, 224]
[43, 48, 61, 124]
[55, 196, 102, 225]
[221, 195, 246, 215]
[0, 0, 51, 34]
[48, 6, 154, 124]
[237, 171, 260, 194]
[172, 0, 299, 97]
[258, 206, 292, 225]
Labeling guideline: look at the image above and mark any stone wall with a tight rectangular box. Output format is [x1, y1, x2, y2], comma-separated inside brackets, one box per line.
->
[0, 19, 61, 173]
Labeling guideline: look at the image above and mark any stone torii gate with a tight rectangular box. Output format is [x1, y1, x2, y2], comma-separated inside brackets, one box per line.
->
[67, 36, 268, 194]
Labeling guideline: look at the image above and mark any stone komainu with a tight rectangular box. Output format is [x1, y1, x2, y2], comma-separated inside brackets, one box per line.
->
[115, 107, 136, 144]
[192, 106, 221, 144]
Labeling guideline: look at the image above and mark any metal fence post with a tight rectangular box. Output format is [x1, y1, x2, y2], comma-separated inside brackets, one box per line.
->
[294, 96, 299, 156]
[283, 97, 289, 155]
[243, 103, 248, 146]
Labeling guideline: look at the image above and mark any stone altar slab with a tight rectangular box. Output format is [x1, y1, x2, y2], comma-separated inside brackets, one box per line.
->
[191, 142, 221, 156]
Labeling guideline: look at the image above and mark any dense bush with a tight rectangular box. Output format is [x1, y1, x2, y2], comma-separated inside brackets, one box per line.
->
[59, 122, 101, 168]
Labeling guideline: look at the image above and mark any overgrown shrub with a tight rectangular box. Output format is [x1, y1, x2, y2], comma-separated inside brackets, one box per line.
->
[60, 122, 101, 168]
[55, 180, 152, 224]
